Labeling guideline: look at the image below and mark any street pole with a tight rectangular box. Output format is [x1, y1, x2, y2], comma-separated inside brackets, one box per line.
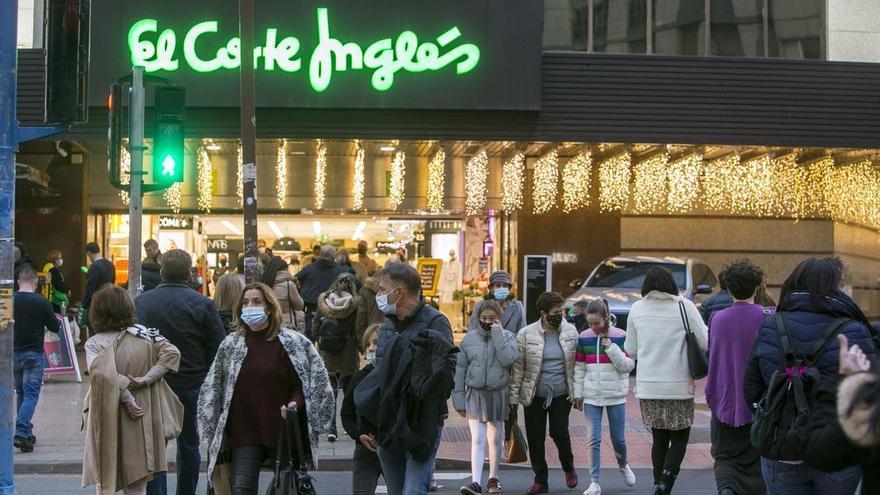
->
[0, 1, 19, 493]
[127, 67, 145, 299]
[239, 0, 258, 283]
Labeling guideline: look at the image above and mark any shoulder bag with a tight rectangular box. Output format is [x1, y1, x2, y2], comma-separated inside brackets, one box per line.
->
[679, 301, 708, 379]
[266, 405, 316, 495]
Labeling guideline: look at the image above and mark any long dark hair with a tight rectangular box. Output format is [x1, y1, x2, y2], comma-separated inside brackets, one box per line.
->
[260, 256, 288, 287]
[778, 257, 844, 310]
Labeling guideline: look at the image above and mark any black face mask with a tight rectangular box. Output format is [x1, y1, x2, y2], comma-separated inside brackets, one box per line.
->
[546, 314, 563, 328]
[571, 314, 587, 329]
[479, 321, 493, 332]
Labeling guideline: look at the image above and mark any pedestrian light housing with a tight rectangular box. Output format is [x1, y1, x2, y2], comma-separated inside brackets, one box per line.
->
[152, 87, 186, 185]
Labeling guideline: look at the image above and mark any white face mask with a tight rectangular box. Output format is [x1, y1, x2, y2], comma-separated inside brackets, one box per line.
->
[365, 350, 377, 366]
[55, 259, 63, 268]
[241, 306, 268, 328]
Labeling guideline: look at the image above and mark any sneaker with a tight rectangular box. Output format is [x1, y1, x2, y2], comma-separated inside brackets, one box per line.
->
[459, 481, 482, 495]
[486, 477, 502, 494]
[565, 470, 579, 489]
[583, 482, 601, 495]
[429, 474, 439, 492]
[620, 464, 636, 486]
[526, 483, 548, 494]
[327, 433, 337, 443]
[28, 435, 36, 445]
[14, 436, 33, 453]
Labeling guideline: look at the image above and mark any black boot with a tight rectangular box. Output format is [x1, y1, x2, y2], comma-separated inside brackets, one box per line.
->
[719, 489, 735, 495]
[652, 469, 678, 495]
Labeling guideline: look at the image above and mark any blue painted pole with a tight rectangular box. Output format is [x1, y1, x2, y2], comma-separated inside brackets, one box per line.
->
[0, 0, 20, 492]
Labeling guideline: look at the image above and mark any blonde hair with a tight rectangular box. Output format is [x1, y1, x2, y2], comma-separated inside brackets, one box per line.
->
[234, 282, 284, 340]
[214, 273, 245, 312]
[361, 323, 381, 352]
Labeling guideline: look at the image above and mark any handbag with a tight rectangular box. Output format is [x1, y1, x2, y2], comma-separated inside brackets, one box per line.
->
[206, 451, 234, 495]
[505, 408, 528, 463]
[678, 301, 708, 379]
[266, 405, 316, 495]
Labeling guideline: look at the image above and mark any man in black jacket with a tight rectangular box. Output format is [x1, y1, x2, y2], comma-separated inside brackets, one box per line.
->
[81, 243, 116, 327]
[295, 244, 347, 338]
[135, 249, 225, 495]
[141, 239, 162, 292]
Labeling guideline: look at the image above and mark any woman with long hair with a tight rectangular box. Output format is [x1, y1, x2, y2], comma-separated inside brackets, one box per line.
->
[214, 273, 245, 335]
[82, 285, 182, 495]
[624, 267, 708, 494]
[260, 255, 304, 330]
[198, 282, 334, 494]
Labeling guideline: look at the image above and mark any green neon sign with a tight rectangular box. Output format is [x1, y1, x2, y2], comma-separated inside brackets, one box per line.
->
[128, 8, 481, 92]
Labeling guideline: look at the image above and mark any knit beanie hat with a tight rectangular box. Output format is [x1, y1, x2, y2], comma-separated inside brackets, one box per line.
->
[489, 270, 512, 286]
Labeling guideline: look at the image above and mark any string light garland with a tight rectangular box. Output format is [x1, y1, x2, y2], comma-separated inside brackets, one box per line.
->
[197, 144, 213, 212]
[532, 150, 559, 214]
[163, 182, 181, 213]
[465, 149, 489, 215]
[598, 152, 631, 212]
[768, 153, 809, 221]
[236, 144, 243, 207]
[825, 159, 880, 226]
[389, 150, 406, 210]
[501, 151, 525, 212]
[119, 141, 131, 206]
[740, 155, 774, 215]
[352, 140, 366, 210]
[666, 154, 702, 213]
[314, 141, 327, 209]
[806, 157, 834, 217]
[275, 140, 287, 208]
[701, 154, 742, 212]
[562, 151, 592, 213]
[632, 153, 668, 214]
[426, 149, 446, 212]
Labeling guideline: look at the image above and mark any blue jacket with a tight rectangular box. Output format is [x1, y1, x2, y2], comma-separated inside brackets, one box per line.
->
[294, 257, 348, 305]
[699, 289, 734, 324]
[743, 291, 877, 408]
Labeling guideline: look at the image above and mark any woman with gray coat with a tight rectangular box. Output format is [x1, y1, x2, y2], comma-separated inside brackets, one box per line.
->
[468, 270, 527, 334]
[453, 300, 519, 495]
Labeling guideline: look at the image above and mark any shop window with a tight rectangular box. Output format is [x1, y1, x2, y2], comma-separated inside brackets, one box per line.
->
[543, 0, 590, 50]
[768, 0, 823, 59]
[594, 0, 648, 53]
[710, 0, 764, 57]
[653, 0, 706, 55]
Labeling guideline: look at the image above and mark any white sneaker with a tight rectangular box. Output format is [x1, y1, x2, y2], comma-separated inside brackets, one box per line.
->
[620, 464, 636, 486]
[583, 482, 601, 495]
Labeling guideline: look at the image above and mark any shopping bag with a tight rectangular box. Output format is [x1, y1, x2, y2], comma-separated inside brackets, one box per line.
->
[206, 451, 234, 495]
[505, 408, 527, 463]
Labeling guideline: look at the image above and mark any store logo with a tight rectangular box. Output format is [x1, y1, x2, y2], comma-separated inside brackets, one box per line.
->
[128, 7, 481, 92]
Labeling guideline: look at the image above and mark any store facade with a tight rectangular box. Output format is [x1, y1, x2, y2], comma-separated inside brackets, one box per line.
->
[14, 0, 880, 320]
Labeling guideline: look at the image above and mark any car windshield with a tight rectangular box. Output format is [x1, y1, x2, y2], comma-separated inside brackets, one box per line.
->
[586, 261, 687, 290]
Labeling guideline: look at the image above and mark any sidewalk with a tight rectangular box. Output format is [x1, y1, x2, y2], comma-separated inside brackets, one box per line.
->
[15, 358, 713, 474]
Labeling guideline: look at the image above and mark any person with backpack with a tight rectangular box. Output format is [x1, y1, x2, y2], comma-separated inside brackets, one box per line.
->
[704, 260, 771, 495]
[312, 272, 361, 443]
[744, 257, 877, 494]
[453, 300, 519, 495]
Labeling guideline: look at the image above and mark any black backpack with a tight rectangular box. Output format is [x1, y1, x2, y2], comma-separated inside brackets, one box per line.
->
[750, 313, 851, 460]
[316, 316, 349, 354]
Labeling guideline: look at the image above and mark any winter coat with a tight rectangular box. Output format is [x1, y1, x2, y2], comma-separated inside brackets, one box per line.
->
[469, 296, 527, 334]
[624, 291, 708, 400]
[294, 257, 348, 305]
[341, 364, 375, 441]
[356, 277, 384, 345]
[508, 319, 579, 407]
[135, 282, 226, 389]
[743, 291, 877, 409]
[273, 270, 304, 329]
[801, 373, 880, 494]
[698, 289, 733, 324]
[573, 325, 634, 407]
[82, 327, 182, 494]
[313, 290, 361, 377]
[452, 324, 518, 412]
[197, 329, 334, 478]
[141, 259, 162, 292]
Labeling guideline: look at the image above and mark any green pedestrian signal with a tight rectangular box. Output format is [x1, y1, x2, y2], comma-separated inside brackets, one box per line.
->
[153, 87, 186, 185]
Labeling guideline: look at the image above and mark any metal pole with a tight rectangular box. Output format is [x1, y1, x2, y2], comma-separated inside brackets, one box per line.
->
[0, 0, 19, 491]
[239, 0, 258, 283]
[127, 67, 144, 299]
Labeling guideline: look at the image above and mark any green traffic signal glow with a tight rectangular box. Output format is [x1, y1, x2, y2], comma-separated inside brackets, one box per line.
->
[127, 7, 481, 93]
[161, 155, 176, 176]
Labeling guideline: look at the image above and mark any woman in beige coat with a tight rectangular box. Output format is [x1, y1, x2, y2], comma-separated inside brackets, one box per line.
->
[261, 255, 304, 329]
[82, 285, 182, 495]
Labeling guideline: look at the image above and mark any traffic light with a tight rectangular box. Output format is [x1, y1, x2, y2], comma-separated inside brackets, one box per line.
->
[45, 0, 90, 124]
[153, 87, 186, 185]
[107, 83, 125, 188]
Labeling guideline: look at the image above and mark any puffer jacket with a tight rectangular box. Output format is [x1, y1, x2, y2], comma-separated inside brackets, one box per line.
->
[743, 291, 877, 409]
[573, 325, 634, 407]
[699, 289, 733, 324]
[508, 319, 579, 407]
[452, 324, 518, 412]
[273, 270, 304, 328]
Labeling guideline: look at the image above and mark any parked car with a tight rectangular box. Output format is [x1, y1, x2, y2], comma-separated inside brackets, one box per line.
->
[564, 256, 718, 330]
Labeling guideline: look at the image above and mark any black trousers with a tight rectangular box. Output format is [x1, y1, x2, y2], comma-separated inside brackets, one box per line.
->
[328, 373, 351, 437]
[352, 443, 382, 495]
[650, 427, 690, 483]
[710, 416, 765, 494]
[523, 396, 574, 485]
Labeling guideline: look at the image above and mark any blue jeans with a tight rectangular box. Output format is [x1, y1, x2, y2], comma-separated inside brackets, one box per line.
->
[761, 458, 861, 495]
[583, 403, 627, 482]
[147, 386, 202, 495]
[377, 426, 442, 495]
[14, 351, 45, 438]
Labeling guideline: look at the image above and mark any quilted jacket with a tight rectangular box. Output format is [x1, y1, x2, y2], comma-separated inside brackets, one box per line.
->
[572, 325, 634, 407]
[508, 319, 579, 407]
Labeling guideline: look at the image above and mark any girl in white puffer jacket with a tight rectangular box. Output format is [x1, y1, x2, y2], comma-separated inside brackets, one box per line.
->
[572, 299, 636, 495]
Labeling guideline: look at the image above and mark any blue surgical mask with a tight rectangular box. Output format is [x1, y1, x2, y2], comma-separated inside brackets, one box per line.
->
[376, 287, 399, 315]
[493, 288, 510, 301]
[241, 306, 268, 328]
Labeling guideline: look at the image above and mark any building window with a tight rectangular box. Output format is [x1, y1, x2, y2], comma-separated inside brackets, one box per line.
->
[710, 0, 765, 57]
[593, 0, 648, 54]
[652, 0, 706, 55]
[768, 0, 823, 59]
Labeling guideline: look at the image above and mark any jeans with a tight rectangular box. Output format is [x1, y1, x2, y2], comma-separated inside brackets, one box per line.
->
[352, 443, 382, 495]
[377, 426, 442, 495]
[14, 351, 45, 439]
[523, 396, 575, 486]
[232, 445, 270, 495]
[327, 373, 351, 437]
[761, 458, 861, 495]
[147, 386, 202, 495]
[583, 403, 627, 482]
